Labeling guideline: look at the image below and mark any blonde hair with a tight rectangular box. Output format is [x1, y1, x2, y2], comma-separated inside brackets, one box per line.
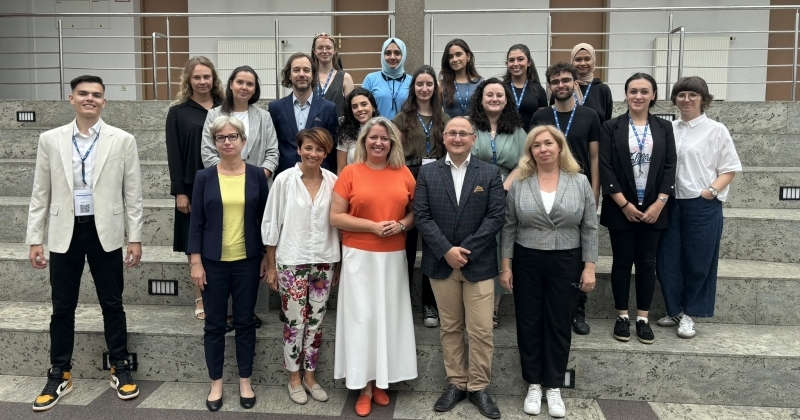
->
[517, 125, 581, 180]
[172, 56, 224, 106]
[353, 117, 405, 169]
[209, 115, 247, 142]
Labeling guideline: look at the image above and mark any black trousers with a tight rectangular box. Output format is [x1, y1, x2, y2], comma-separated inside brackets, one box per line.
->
[49, 219, 128, 371]
[405, 226, 437, 309]
[513, 244, 581, 388]
[201, 255, 261, 380]
[608, 227, 662, 311]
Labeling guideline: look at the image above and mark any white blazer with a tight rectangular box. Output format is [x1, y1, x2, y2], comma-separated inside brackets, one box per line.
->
[26, 119, 144, 253]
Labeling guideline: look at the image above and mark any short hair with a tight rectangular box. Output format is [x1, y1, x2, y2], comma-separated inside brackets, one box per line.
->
[70, 75, 105, 92]
[297, 127, 333, 154]
[624, 72, 659, 108]
[221, 66, 261, 114]
[353, 117, 405, 169]
[281, 52, 318, 88]
[445, 116, 475, 132]
[209, 115, 247, 142]
[670, 76, 714, 111]
[545, 62, 578, 83]
[517, 125, 581, 180]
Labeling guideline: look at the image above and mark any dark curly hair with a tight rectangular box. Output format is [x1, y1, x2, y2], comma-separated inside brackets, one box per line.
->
[338, 87, 379, 147]
[397, 65, 447, 158]
[467, 77, 522, 135]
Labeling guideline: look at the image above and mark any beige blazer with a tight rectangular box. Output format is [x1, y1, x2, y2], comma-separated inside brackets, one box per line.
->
[26, 119, 144, 253]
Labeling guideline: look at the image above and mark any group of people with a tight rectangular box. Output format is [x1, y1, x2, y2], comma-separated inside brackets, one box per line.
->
[24, 33, 741, 419]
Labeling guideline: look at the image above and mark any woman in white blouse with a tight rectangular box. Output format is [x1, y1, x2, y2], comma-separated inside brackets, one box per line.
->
[655, 76, 741, 339]
[262, 127, 341, 404]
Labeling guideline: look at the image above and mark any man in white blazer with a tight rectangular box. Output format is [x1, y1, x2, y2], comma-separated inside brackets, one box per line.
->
[26, 75, 144, 411]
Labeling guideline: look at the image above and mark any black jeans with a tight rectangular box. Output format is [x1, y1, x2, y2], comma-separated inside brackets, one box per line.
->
[49, 219, 128, 371]
[201, 255, 261, 380]
[405, 226, 437, 309]
[608, 227, 662, 312]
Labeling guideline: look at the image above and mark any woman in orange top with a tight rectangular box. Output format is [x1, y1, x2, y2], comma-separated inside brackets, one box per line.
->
[330, 116, 417, 417]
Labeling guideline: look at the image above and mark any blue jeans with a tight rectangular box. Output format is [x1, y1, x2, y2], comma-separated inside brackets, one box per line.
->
[656, 197, 724, 318]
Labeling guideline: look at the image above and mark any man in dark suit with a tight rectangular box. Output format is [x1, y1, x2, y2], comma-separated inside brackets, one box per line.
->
[414, 117, 505, 419]
[269, 52, 339, 177]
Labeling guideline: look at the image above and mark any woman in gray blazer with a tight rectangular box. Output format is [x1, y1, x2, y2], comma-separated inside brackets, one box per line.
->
[202, 65, 279, 177]
[500, 124, 597, 418]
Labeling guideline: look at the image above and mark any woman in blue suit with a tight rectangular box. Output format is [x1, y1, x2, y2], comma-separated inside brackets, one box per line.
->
[188, 115, 270, 412]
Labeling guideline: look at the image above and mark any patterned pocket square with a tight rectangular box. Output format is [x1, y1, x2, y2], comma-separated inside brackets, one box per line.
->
[473, 186, 484, 193]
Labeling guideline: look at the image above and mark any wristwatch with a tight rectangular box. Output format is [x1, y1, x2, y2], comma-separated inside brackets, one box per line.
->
[398, 222, 406, 232]
[708, 186, 719, 197]
[659, 196, 668, 203]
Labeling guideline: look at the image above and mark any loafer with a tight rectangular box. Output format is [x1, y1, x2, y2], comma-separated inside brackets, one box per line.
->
[468, 390, 501, 419]
[372, 387, 390, 406]
[206, 395, 223, 412]
[302, 379, 328, 402]
[434, 383, 467, 412]
[355, 394, 372, 416]
[288, 383, 307, 404]
[240, 394, 256, 409]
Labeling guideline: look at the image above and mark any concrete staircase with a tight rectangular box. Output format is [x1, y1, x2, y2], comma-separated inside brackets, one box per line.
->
[1, 99, 798, 408]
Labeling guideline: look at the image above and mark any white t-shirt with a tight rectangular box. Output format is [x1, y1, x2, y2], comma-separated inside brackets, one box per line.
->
[232, 110, 249, 159]
[541, 190, 556, 213]
[629, 125, 653, 205]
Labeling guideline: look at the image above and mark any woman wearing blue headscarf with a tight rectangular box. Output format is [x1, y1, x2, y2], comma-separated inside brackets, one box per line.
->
[361, 38, 411, 120]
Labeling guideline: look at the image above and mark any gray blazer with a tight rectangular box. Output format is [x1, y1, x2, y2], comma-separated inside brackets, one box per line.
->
[501, 170, 598, 263]
[201, 104, 279, 172]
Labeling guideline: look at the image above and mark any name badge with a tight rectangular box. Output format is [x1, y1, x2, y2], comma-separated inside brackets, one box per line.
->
[74, 189, 94, 216]
[636, 189, 645, 206]
[422, 158, 436, 166]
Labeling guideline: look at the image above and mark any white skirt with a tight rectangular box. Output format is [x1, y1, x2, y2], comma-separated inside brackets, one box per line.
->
[333, 246, 418, 389]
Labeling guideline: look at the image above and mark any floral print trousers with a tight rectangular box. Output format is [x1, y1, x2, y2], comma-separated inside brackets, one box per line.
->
[278, 263, 334, 371]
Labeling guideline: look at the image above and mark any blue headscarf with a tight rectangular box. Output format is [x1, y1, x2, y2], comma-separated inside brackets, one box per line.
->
[380, 38, 407, 79]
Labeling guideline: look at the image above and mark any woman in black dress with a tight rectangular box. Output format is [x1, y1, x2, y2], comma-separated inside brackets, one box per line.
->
[166, 56, 224, 319]
[310, 32, 354, 118]
[502, 44, 547, 132]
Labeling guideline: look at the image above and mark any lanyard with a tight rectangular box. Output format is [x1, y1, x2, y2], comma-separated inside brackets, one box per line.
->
[416, 113, 433, 156]
[552, 105, 577, 137]
[490, 132, 498, 165]
[454, 82, 469, 113]
[573, 82, 592, 106]
[628, 116, 650, 172]
[511, 80, 528, 110]
[317, 69, 334, 96]
[72, 127, 101, 186]
[387, 79, 399, 112]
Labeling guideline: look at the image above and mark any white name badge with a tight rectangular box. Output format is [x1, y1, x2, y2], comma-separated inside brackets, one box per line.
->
[422, 158, 436, 166]
[74, 189, 94, 216]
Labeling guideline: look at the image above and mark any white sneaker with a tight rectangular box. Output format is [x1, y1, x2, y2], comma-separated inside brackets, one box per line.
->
[546, 388, 566, 418]
[677, 315, 696, 338]
[523, 384, 542, 415]
[423, 305, 439, 328]
[656, 314, 681, 327]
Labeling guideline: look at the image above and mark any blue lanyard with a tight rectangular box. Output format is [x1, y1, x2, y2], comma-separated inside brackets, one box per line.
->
[490, 132, 497, 165]
[552, 105, 577, 137]
[387, 79, 399, 112]
[573, 82, 592, 106]
[317, 69, 334, 96]
[628, 116, 650, 172]
[416, 113, 433, 156]
[454, 82, 469, 113]
[72, 127, 101, 186]
[511, 80, 528, 110]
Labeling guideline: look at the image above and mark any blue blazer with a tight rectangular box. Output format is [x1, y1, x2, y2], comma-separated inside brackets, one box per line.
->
[413, 157, 506, 282]
[187, 164, 269, 261]
[269, 92, 339, 177]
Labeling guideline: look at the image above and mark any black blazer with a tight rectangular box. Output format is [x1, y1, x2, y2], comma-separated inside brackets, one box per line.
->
[599, 112, 676, 230]
[270, 92, 339, 177]
[187, 164, 269, 260]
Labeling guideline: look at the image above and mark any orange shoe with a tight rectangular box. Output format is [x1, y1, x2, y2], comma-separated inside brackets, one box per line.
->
[355, 394, 372, 416]
[372, 387, 390, 406]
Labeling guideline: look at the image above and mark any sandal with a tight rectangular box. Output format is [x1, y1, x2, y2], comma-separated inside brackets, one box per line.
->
[493, 309, 500, 329]
[194, 298, 205, 320]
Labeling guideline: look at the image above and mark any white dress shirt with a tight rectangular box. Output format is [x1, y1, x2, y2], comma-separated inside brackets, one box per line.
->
[672, 114, 742, 201]
[231, 110, 250, 159]
[71, 119, 102, 190]
[293, 93, 312, 131]
[445, 152, 470, 204]
[262, 163, 340, 265]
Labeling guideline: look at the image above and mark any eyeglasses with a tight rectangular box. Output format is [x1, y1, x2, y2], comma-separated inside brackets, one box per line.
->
[676, 92, 700, 101]
[214, 133, 241, 143]
[548, 77, 574, 87]
[315, 46, 334, 52]
[444, 131, 475, 139]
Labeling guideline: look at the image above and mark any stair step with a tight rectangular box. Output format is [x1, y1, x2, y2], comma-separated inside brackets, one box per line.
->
[726, 167, 800, 209]
[3, 129, 168, 161]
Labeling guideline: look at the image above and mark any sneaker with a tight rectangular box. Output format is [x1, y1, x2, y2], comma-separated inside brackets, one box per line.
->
[32, 368, 72, 411]
[546, 388, 566, 418]
[492, 309, 500, 329]
[613, 316, 631, 342]
[110, 363, 140, 400]
[636, 320, 655, 344]
[656, 314, 682, 327]
[523, 384, 542, 415]
[572, 308, 590, 334]
[677, 315, 696, 339]
[423, 305, 439, 328]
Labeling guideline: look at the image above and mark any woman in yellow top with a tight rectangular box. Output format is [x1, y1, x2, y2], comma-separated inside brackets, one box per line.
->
[188, 116, 270, 412]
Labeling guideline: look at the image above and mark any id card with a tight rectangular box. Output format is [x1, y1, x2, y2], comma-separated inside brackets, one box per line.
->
[422, 158, 436, 165]
[74, 189, 94, 216]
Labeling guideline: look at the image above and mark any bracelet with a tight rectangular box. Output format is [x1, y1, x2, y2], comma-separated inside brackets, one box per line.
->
[499, 268, 510, 274]
[619, 201, 630, 209]
[189, 261, 202, 268]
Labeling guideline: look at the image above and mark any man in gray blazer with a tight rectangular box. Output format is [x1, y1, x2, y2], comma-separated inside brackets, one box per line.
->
[414, 117, 505, 419]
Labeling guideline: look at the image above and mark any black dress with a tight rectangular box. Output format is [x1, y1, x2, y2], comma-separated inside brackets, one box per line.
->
[507, 80, 548, 132]
[165, 97, 221, 253]
[322, 69, 346, 118]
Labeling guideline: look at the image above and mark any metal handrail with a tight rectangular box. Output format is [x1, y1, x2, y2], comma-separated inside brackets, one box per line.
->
[424, 6, 800, 13]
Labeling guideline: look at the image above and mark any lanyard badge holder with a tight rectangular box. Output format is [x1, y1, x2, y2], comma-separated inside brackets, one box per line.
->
[511, 80, 528, 110]
[417, 113, 436, 165]
[628, 116, 650, 205]
[454, 82, 470, 113]
[72, 128, 100, 216]
[318, 69, 334, 96]
[573, 82, 592, 106]
[552, 105, 577, 137]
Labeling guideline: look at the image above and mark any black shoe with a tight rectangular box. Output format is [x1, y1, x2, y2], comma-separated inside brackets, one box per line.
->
[433, 384, 467, 412]
[253, 314, 263, 329]
[206, 395, 223, 412]
[279, 310, 288, 324]
[572, 308, 590, 335]
[240, 394, 256, 409]
[468, 390, 501, 419]
[613, 316, 631, 342]
[636, 319, 655, 344]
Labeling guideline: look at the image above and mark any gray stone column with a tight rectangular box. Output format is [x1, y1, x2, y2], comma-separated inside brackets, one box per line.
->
[394, 0, 426, 73]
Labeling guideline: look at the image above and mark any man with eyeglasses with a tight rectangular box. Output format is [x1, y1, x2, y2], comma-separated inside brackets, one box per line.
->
[531, 62, 601, 336]
[414, 117, 505, 419]
[26, 75, 144, 411]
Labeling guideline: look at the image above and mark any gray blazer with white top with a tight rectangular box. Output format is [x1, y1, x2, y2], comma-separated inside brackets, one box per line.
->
[201, 104, 279, 172]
